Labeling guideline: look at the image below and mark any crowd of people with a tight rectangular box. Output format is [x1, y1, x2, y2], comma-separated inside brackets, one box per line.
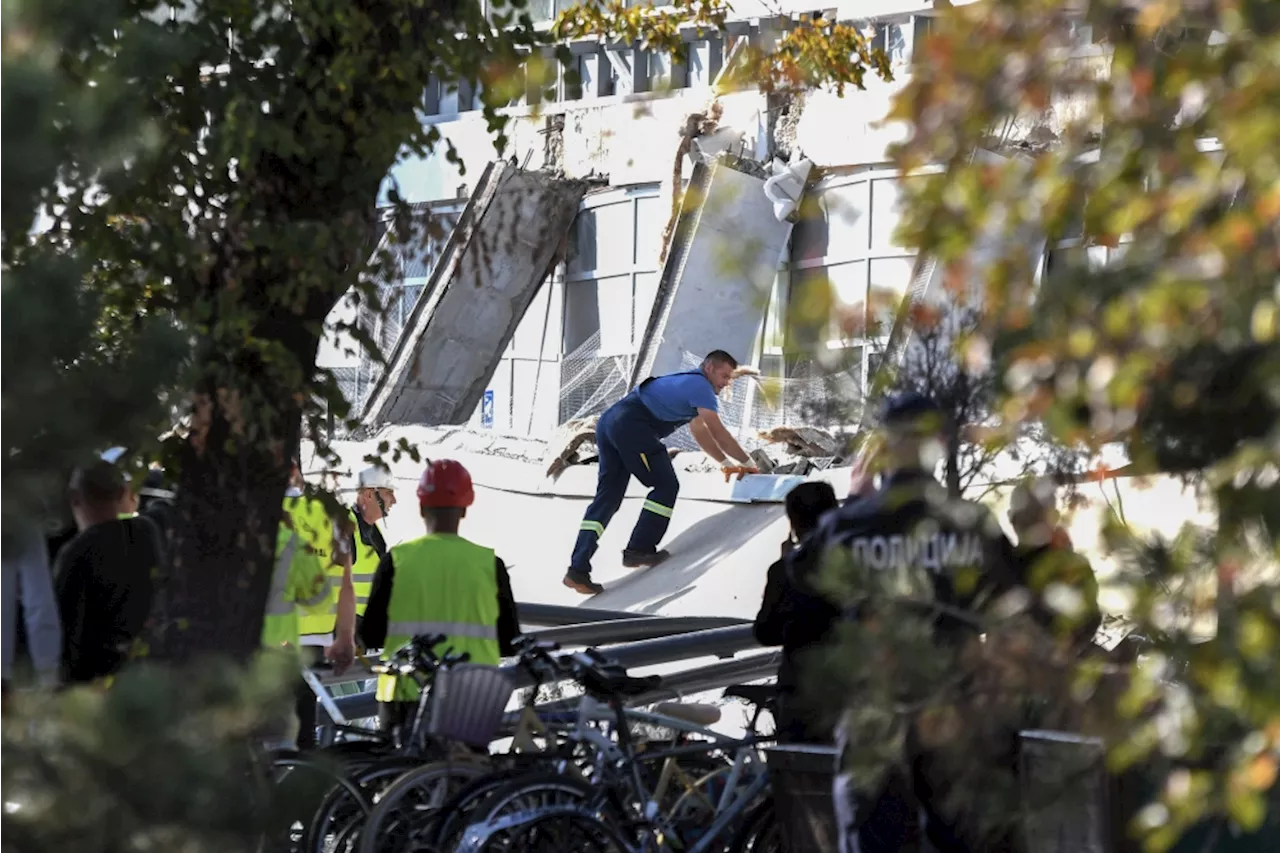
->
[2, 377, 1103, 853]
[0, 452, 522, 754]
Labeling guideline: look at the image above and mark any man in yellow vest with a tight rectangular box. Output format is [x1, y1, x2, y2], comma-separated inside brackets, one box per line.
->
[359, 459, 521, 739]
[261, 517, 347, 749]
[341, 465, 398, 624]
[281, 458, 356, 749]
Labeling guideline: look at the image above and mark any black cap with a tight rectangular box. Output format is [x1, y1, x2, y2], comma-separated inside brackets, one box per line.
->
[879, 391, 942, 428]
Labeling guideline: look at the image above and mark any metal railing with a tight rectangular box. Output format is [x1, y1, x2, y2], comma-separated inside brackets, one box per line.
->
[327, 603, 767, 722]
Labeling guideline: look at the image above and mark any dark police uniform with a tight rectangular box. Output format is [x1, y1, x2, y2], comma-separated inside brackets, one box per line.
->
[569, 370, 720, 580]
[787, 468, 1022, 853]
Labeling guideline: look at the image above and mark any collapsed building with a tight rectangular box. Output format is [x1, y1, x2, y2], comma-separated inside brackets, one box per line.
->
[310, 3, 1213, 602]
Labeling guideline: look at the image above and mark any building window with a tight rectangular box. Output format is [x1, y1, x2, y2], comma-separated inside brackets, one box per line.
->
[562, 186, 662, 357]
[559, 186, 662, 422]
[686, 38, 724, 88]
[780, 170, 920, 399]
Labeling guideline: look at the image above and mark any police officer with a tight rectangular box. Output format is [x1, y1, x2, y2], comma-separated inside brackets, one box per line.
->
[564, 350, 756, 595]
[787, 392, 1022, 853]
[359, 459, 521, 740]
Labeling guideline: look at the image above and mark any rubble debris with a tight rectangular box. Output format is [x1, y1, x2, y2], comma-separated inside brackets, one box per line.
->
[544, 417, 598, 480]
[757, 426, 841, 458]
[770, 459, 812, 477]
[749, 448, 777, 474]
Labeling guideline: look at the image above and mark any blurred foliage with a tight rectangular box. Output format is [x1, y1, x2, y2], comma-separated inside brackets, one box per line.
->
[1, 1, 190, 529]
[1, 654, 296, 853]
[800, 1, 1280, 850]
[869, 301, 1090, 498]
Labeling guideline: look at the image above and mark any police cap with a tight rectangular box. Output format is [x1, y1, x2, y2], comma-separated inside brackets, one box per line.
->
[879, 391, 943, 430]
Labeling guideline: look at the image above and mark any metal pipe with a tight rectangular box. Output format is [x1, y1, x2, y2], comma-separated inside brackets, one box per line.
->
[518, 602, 654, 627]
[602, 625, 761, 670]
[527, 651, 781, 715]
[332, 624, 764, 720]
[531, 616, 750, 647]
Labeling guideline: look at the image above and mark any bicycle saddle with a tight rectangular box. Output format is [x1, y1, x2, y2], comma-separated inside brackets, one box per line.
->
[577, 664, 662, 700]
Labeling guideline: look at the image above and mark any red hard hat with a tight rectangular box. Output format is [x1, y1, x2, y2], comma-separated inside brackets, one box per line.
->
[417, 459, 475, 509]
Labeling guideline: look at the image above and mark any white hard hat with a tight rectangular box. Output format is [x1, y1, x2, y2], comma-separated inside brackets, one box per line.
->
[357, 465, 395, 490]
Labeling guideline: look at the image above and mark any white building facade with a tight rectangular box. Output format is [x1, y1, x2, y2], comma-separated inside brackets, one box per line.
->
[318, 1, 1106, 444]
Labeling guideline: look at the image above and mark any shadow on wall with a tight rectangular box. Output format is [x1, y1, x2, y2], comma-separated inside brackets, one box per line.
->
[589, 503, 786, 613]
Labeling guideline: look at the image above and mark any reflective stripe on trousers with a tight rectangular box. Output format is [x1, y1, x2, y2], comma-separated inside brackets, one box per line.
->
[387, 621, 498, 641]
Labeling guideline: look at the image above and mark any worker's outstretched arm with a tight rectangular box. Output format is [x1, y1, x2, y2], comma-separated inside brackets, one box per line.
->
[494, 557, 521, 656]
[328, 528, 356, 672]
[692, 408, 751, 464]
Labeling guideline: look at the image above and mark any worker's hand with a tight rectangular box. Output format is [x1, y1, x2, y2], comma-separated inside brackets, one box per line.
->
[721, 461, 760, 482]
[325, 637, 356, 675]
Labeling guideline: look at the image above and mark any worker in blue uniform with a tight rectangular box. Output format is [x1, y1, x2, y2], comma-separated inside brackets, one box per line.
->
[564, 350, 756, 595]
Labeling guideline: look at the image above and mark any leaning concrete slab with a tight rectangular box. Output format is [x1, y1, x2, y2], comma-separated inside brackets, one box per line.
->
[632, 157, 795, 385]
[361, 162, 589, 427]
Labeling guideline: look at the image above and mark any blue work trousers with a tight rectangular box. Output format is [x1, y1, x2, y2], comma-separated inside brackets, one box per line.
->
[570, 397, 680, 575]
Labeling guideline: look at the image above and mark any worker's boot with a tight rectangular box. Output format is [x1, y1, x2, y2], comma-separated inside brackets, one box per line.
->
[621, 548, 670, 568]
[563, 570, 604, 595]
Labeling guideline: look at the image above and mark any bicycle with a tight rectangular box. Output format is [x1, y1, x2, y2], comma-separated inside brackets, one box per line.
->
[453, 649, 776, 853]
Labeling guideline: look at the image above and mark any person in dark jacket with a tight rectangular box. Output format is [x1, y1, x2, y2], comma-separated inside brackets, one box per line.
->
[753, 480, 840, 742]
[55, 461, 164, 685]
[136, 468, 179, 553]
[791, 392, 1023, 853]
[1008, 479, 1101, 651]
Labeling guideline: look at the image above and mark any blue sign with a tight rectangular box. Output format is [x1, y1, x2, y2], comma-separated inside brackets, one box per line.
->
[481, 389, 495, 429]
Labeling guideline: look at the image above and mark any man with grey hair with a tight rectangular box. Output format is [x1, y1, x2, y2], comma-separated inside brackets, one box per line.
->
[2, 523, 63, 696]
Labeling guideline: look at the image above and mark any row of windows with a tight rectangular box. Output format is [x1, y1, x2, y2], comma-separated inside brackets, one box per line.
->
[350, 170, 1134, 434]
[423, 15, 932, 117]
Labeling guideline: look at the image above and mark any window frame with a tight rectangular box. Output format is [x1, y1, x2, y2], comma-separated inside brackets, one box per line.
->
[562, 184, 663, 358]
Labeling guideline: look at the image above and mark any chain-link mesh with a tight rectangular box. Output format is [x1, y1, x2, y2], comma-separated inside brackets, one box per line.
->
[558, 331, 636, 424]
[333, 207, 461, 422]
[661, 350, 864, 452]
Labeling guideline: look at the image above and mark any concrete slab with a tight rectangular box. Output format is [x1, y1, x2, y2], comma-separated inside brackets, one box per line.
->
[361, 162, 589, 427]
[632, 158, 795, 384]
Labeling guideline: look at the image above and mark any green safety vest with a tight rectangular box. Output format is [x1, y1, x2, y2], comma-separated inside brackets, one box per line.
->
[376, 533, 501, 702]
[283, 496, 338, 636]
[261, 525, 334, 650]
[348, 509, 380, 618]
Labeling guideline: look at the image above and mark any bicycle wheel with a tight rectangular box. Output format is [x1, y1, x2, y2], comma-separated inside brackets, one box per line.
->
[424, 760, 551, 850]
[458, 772, 603, 852]
[356, 758, 491, 853]
[473, 809, 631, 853]
[727, 798, 782, 853]
[306, 756, 425, 853]
[264, 753, 373, 853]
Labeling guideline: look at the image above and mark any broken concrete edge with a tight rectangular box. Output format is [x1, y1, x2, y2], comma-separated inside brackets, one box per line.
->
[311, 424, 854, 505]
[360, 160, 509, 425]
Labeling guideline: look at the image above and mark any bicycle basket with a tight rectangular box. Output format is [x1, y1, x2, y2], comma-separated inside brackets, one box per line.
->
[425, 664, 516, 747]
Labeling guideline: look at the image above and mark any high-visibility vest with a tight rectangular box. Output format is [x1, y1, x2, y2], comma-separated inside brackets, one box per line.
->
[376, 533, 500, 703]
[262, 525, 334, 650]
[348, 509, 380, 618]
[283, 496, 338, 636]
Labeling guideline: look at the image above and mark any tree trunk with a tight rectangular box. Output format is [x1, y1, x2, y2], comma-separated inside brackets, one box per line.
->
[148, 391, 300, 663]
[946, 430, 962, 498]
